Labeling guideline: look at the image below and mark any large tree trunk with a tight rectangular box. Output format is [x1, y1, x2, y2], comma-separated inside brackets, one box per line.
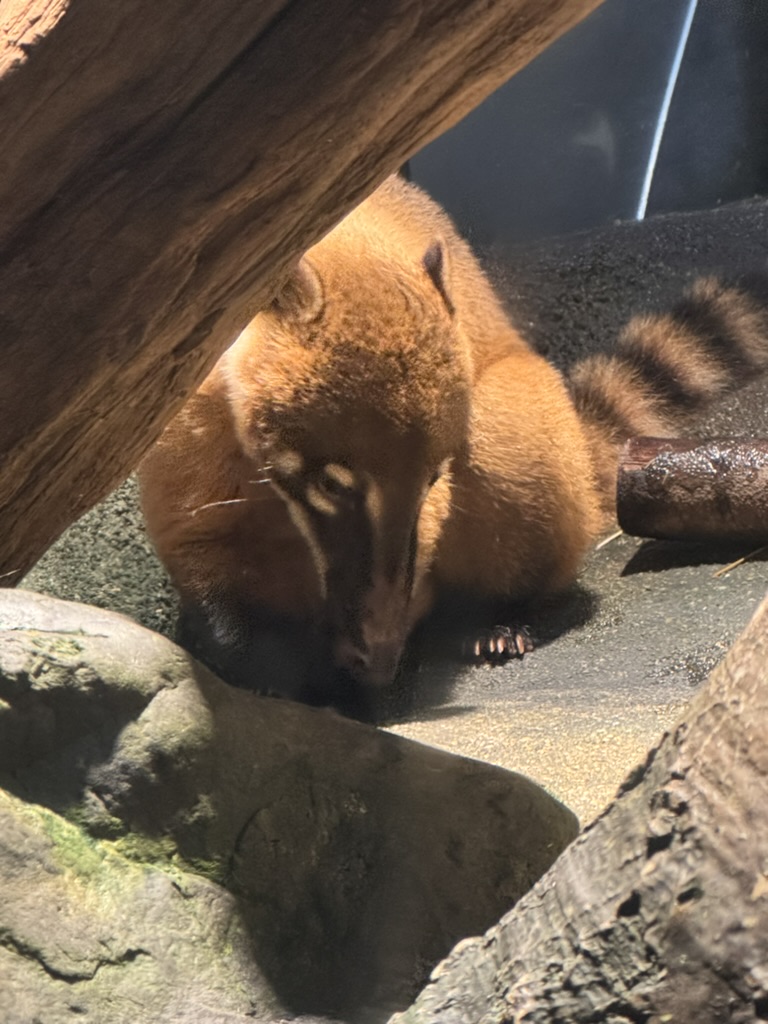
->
[392, 592, 768, 1023]
[0, 0, 602, 580]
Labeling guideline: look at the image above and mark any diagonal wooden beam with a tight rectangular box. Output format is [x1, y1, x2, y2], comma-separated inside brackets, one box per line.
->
[0, 0, 604, 578]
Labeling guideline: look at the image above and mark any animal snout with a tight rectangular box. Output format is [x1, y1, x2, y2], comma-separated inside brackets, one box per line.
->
[333, 635, 403, 689]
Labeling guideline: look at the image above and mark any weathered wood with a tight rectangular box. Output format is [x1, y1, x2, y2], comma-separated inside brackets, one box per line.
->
[392, 591, 768, 1023]
[0, 0, 604, 580]
[618, 436, 768, 543]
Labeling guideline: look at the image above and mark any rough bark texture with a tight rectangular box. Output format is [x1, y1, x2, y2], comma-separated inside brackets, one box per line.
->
[0, 589, 577, 1023]
[392, 592, 768, 1024]
[0, 0, 603, 580]
[618, 436, 768, 544]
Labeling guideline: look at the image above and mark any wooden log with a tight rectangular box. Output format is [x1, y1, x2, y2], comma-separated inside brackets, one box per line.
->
[617, 436, 768, 544]
[0, 0, 604, 581]
[392, 591, 768, 1024]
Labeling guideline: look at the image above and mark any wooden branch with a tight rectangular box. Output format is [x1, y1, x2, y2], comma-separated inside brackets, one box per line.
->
[617, 436, 768, 543]
[392, 591, 768, 1023]
[0, 0, 603, 580]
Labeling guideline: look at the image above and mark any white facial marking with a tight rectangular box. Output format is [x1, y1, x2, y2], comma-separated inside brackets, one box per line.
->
[269, 479, 328, 598]
[272, 449, 304, 476]
[365, 479, 383, 525]
[323, 463, 355, 490]
[305, 482, 338, 517]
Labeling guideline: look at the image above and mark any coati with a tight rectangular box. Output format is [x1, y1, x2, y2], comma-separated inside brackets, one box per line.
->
[138, 175, 768, 704]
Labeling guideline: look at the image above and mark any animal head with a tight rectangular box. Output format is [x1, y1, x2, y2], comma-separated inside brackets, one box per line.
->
[223, 234, 472, 690]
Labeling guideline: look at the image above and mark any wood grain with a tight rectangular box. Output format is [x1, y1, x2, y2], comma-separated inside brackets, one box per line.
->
[618, 436, 768, 543]
[0, 0, 603, 579]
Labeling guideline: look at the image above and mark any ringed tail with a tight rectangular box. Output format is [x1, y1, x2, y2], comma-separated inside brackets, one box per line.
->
[567, 276, 768, 512]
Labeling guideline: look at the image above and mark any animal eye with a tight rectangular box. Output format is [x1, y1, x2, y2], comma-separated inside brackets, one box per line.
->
[317, 474, 345, 499]
[316, 464, 355, 501]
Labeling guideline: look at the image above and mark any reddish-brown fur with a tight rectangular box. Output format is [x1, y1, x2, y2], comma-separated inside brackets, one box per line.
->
[139, 178, 768, 699]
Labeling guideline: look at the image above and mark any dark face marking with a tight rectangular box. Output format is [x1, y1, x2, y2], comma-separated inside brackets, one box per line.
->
[268, 441, 448, 689]
[257, 326, 470, 690]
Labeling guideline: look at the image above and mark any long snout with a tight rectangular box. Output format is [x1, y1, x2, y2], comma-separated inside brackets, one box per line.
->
[330, 568, 414, 689]
[333, 632, 405, 689]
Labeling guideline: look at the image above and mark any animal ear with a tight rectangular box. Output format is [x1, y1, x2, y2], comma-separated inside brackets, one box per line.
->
[422, 240, 455, 317]
[271, 258, 324, 323]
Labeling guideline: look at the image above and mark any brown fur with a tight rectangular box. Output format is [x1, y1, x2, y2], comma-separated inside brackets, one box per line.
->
[139, 178, 768, 699]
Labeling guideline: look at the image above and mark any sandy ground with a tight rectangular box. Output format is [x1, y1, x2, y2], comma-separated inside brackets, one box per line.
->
[387, 527, 766, 823]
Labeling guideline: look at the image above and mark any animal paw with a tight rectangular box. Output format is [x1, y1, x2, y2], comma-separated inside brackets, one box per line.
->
[463, 625, 534, 664]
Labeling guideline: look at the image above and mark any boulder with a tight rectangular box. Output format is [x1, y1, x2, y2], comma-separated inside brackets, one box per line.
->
[0, 590, 577, 1022]
[0, 790, 282, 1024]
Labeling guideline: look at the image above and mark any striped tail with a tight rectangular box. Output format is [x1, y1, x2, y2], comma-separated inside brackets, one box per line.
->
[568, 277, 768, 515]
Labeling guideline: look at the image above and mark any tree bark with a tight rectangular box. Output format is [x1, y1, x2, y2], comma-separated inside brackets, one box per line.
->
[0, 0, 603, 580]
[392, 592, 768, 1024]
[618, 436, 768, 544]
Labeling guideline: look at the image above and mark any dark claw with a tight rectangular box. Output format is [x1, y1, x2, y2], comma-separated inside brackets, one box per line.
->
[462, 625, 534, 665]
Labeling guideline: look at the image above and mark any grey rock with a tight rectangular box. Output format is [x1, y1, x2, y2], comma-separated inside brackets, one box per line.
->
[0, 789, 280, 1024]
[0, 590, 577, 1023]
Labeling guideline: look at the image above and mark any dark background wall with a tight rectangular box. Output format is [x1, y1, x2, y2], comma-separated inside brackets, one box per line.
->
[409, 0, 768, 251]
